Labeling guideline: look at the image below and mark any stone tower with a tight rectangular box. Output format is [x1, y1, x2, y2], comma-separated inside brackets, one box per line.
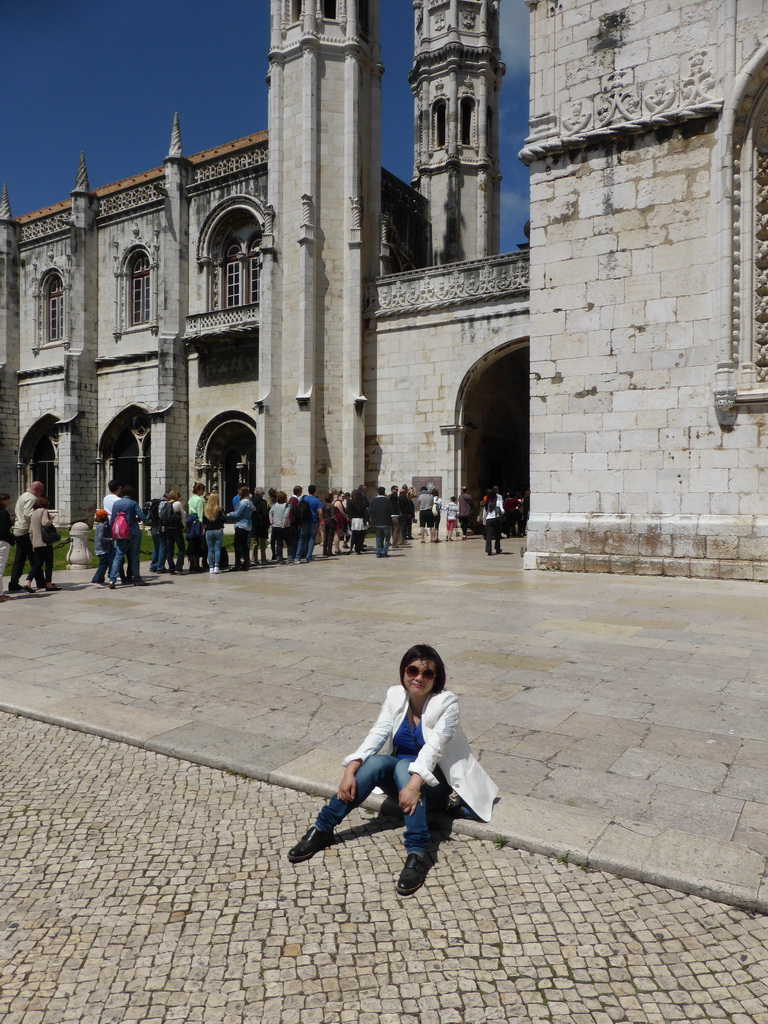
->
[264, 0, 382, 491]
[0, 185, 20, 492]
[410, 0, 504, 265]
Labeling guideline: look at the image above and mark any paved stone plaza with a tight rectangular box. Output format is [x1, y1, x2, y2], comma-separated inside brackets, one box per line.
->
[2, 538, 768, 915]
[2, 712, 768, 1024]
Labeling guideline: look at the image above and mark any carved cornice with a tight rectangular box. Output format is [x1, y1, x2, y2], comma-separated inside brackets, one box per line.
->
[95, 350, 159, 369]
[520, 52, 722, 164]
[365, 252, 529, 317]
[17, 365, 65, 381]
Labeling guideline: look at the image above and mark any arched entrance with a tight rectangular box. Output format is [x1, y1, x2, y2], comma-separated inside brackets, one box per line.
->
[19, 415, 59, 508]
[458, 343, 529, 497]
[195, 412, 258, 509]
[100, 407, 152, 508]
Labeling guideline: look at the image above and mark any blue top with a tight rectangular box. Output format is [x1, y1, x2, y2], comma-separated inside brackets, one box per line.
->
[392, 714, 424, 759]
[226, 497, 254, 529]
[298, 494, 323, 524]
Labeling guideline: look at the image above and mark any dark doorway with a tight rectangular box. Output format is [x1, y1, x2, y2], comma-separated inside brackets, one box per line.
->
[112, 428, 151, 507]
[462, 346, 529, 497]
[32, 435, 57, 508]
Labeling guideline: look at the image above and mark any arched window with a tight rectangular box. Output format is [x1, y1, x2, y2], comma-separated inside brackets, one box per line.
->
[461, 97, 475, 147]
[130, 253, 151, 326]
[45, 274, 64, 343]
[32, 435, 57, 508]
[215, 217, 263, 310]
[224, 242, 242, 308]
[434, 101, 447, 149]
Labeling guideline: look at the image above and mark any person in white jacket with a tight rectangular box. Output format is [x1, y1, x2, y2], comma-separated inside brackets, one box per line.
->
[288, 644, 498, 895]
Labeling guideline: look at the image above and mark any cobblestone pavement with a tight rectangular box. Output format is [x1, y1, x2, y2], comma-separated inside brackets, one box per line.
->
[2, 714, 768, 1024]
[2, 538, 768, 907]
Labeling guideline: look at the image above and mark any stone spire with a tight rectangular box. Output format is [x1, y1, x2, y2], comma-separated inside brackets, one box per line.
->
[0, 183, 11, 220]
[168, 112, 183, 158]
[73, 151, 90, 192]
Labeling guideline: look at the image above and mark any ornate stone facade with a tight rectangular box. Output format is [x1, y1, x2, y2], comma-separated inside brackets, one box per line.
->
[524, 0, 768, 581]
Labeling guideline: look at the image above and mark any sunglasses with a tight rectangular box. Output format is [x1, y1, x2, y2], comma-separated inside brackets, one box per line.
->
[405, 664, 436, 682]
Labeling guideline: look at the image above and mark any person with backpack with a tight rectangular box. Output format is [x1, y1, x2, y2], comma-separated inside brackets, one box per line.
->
[160, 489, 185, 575]
[107, 484, 148, 589]
[250, 487, 270, 566]
[186, 482, 207, 573]
[145, 494, 166, 573]
[291, 484, 323, 564]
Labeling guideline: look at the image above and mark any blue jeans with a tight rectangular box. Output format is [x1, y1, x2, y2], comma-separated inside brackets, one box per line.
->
[110, 533, 141, 582]
[315, 754, 450, 854]
[92, 551, 111, 583]
[149, 531, 166, 571]
[295, 521, 317, 561]
[205, 529, 223, 567]
[374, 525, 391, 557]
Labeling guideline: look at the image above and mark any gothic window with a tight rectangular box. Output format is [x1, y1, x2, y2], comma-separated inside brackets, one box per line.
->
[291, 0, 303, 22]
[434, 101, 447, 149]
[461, 97, 475, 147]
[220, 228, 262, 309]
[225, 242, 242, 308]
[487, 105, 494, 150]
[32, 435, 57, 508]
[359, 0, 370, 36]
[323, 0, 337, 18]
[130, 253, 151, 326]
[45, 274, 64, 343]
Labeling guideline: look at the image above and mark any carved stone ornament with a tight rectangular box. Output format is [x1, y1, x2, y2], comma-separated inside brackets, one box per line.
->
[680, 50, 717, 106]
[461, 11, 476, 30]
[365, 252, 529, 317]
[19, 211, 72, 243]
[595, 72, 640, 128]
[522, 50, 722, 164]
[98, 183, 165, 219]
[193, 144, 268, 185]
[753, 152, 768, 381]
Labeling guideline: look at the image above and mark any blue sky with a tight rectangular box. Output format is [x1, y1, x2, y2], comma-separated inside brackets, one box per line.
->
[0, 1, 529, 252]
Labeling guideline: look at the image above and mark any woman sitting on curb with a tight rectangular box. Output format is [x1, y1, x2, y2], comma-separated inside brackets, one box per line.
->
[288, 643, 498, 896]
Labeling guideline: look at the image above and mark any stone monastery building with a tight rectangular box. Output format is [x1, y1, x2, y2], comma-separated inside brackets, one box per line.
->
[2, 0, 768, 582]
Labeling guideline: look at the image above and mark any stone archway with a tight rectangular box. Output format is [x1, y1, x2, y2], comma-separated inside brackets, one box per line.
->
[457, 342, 530, 498]
[99, 406, 152, 508]
[195, 412, 258, 509]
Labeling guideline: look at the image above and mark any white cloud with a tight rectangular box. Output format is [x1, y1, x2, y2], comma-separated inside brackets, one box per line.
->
[500, 0, 531, 75]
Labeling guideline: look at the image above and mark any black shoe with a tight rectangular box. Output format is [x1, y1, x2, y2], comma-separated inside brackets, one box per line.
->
[133, 580, 150, 586]
[287, 827, 334, 863]
[108, 580, 116, 590]
[7, 583, 22, 593]
[396, 852, 428, 896]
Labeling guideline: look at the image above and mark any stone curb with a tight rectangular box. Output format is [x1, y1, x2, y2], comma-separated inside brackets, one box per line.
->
[3, 699, 766, 915]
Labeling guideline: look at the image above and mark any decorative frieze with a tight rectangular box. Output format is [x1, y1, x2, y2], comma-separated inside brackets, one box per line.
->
[19, 211, 72, 243]
[193, 145, 268, 184]
[365, 252, 529, 317]
[520, 51, 722, 164]
[98, 184, 165, 219]
[753, 153, 768, 381]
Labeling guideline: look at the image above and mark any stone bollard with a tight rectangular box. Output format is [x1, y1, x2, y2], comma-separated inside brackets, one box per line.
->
[67, 521, 93, 569]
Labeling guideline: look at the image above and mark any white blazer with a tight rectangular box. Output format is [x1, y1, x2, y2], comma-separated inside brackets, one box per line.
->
[343, 685, 499, 822]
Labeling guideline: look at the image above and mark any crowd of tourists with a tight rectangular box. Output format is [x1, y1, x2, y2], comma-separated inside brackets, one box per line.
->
[0, 479, 530, 599]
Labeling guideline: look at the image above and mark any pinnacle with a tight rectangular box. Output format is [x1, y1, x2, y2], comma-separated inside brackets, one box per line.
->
[0, 183, 11, 220]
[168, 112, 183, 158]
[73, 151, 90, 192]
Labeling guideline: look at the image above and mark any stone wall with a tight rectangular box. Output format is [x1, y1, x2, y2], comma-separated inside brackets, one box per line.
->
[523, 0, 768, 580]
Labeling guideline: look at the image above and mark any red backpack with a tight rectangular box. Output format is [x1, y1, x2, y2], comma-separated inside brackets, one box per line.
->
[112, 510, 130, 540]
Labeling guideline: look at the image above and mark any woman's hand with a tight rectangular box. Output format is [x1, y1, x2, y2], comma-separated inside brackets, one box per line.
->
[399, 775, 423, 816]
[337, 761, 361, 803]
